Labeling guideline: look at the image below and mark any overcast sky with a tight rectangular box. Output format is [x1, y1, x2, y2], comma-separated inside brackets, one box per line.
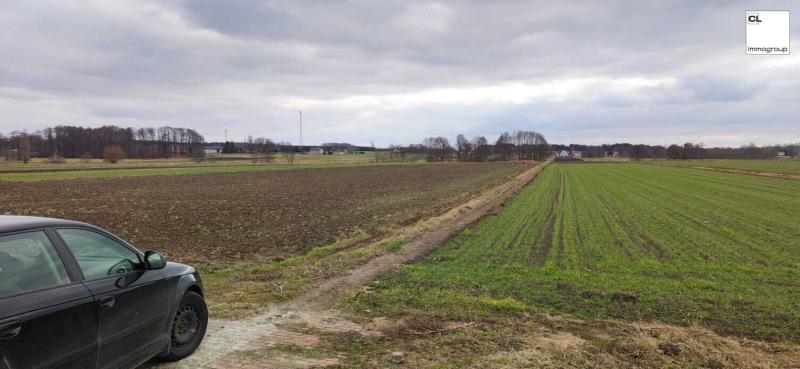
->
[0, 1, 797, 146]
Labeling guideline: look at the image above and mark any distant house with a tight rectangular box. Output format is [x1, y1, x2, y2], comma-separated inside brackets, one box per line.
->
[558, 150, 569, 157]
[570, 151, 582, 158]
[611, 151, 621, 157]
[322, 144, 353, 155]
[308, 146, 325, 155]
[204, 144, 224, 154]
[777, 151, 786, 157]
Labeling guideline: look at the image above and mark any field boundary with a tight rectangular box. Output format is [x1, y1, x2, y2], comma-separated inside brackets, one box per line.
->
[0, 161, 418, 182]
[296, 158, 552, 308]
[0, 160, 387, 174]
[692, 166, 800, 180]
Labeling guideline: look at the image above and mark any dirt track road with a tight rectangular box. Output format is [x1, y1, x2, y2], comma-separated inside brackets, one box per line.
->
[143, 160, 551, 369]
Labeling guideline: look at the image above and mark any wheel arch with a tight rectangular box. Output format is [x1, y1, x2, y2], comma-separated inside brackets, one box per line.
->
[159, 272, 206, 358]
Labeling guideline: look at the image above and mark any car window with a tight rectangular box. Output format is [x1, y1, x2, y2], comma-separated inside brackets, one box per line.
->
[0, 231, 71, 298]
[57, 228, 141, 280]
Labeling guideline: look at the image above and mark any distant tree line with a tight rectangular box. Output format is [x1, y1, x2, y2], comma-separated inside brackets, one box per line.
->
[377, 130, 549, 163]
[0, 125, 205, 162]
[218, 140, 373, 156]
[245, 136, 278, 163]
[217, 137, 307, 164]
[554, 142, 800, 160]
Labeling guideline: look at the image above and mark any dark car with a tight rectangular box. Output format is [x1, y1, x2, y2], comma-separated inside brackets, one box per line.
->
[0, 215, 208, 369]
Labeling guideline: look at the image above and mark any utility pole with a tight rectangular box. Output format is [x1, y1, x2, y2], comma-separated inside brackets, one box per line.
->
[224, 129, 228, 142]
[299, 110, 303, 147]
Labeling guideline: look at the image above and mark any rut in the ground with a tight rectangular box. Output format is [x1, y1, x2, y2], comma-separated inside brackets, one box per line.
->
[531, 168, 562, 266]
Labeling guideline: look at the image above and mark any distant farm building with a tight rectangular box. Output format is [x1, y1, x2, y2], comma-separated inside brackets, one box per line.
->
[322, 144, 354, 155]
[777, 151, 786, 157]
[204, 144, 223, 154]
[308, 146, 325, 155]
[557, 150, 569, 157]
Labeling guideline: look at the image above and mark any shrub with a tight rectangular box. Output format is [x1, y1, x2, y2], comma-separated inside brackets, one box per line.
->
[102, 145, 126, 164]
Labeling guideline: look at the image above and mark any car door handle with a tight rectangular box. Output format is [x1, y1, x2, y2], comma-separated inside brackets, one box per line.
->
[98, 295, 116, 309]
[0, 321, 21, 340]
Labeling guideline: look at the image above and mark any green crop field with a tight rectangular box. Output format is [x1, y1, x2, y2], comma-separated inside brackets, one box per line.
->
[351, 163, 800, 342]
[650, 159, 800, 175]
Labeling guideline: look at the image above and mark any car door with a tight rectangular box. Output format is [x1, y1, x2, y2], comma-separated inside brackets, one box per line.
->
[0, 229, 98, 369]
[54, 227, 168, 369]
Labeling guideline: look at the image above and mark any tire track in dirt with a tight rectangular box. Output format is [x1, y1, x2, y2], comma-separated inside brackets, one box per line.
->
[531, 168, 562, 266]
[599, 212, 635, 261]
[556, 170, 567, 267]
[298, 160, 552, 309]
[505, 206, 537, 250]
[556, 210, 566, 268]
[566, 169, 599, 265]
[596, 194, 668, 260]
[502, 167, 554, 251]
[570, 180, 587, 256]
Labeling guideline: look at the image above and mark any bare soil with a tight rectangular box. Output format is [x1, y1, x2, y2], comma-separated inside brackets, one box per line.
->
[0, 162, 528, 266]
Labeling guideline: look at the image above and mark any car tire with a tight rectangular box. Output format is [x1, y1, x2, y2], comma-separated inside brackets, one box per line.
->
[161, 291, 208, 361]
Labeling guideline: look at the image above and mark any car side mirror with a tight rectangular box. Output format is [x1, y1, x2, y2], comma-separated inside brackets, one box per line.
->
[144, 251, 166, 270]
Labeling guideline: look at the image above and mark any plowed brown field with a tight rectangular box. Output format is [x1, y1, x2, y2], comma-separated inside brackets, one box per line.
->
[0, 162, 529, 266]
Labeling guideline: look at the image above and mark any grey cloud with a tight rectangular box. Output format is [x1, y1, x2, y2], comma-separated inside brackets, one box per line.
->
[0, 0, 797, 146]
[680, 76, 758, 102]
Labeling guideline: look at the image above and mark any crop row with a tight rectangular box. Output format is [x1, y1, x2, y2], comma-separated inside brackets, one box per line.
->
[355, 163, 800, 342]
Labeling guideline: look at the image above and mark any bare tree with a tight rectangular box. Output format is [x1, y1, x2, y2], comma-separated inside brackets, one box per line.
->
[455, 134, 472, 161]
[495, 132, 514, 161]
[19, 133, 31, 163]
[1, 125, 204, 159]
[473, 136, 489, 162]
[251, 137, 276, 163]
[510, 131, 548, 160]
[422, 136, 453, 162]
